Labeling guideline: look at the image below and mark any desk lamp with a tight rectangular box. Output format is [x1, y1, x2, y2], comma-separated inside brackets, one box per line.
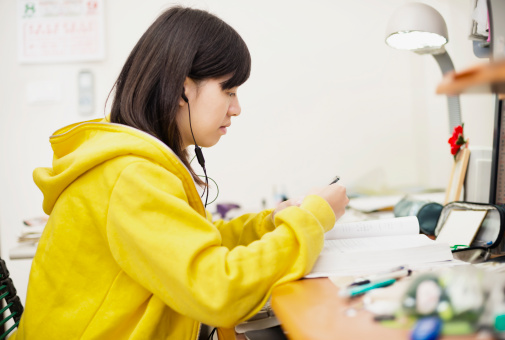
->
[385, 2, 462, 133]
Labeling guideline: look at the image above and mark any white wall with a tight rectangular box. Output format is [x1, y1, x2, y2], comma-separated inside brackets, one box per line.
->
[0, 0, 495, 302]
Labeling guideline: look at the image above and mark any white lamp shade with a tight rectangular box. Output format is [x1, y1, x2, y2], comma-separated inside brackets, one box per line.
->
[385, 3, 449, 54]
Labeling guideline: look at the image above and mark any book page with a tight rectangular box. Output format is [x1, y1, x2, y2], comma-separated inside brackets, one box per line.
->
[322, 234, 433, 253]
[307, 234, 453, 278]
[325, 216, 419, 240]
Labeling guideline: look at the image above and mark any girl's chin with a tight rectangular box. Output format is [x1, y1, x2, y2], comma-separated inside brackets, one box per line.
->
[200, 138, 221, 148]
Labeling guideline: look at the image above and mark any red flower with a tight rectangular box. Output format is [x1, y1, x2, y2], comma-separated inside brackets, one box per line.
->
[448, 124, 468, 159]
[450, 144, 461, 155]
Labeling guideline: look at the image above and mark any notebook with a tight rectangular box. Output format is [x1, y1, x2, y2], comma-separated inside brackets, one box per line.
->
[306, 216, 454, 278]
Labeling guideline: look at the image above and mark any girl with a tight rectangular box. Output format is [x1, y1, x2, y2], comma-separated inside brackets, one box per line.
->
[14, 6, 348, 340]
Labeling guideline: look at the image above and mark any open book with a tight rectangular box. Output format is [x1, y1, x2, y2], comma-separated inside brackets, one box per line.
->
[306, 216, 454, 278]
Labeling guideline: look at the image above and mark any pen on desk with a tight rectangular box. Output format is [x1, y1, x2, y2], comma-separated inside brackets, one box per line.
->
[349, 268, 412, 287]
[340, 278, 397, 298]
[330, 176, 340, 185]
[349, 266, 406, 286]
[450, 244, 469, 251]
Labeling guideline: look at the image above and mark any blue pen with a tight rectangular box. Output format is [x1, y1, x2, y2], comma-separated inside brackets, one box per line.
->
[340, 278, 396, 298]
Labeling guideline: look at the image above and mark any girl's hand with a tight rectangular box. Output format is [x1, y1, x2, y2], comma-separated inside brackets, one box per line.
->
[271, 198, 303, 221]
[271, 183, 348, 221]
[307, 183, 349, 220]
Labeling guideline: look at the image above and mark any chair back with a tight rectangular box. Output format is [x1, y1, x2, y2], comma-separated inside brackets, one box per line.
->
[0, 258, 23, 339]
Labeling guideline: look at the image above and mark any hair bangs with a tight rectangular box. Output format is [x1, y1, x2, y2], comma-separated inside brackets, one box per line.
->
[190, 20, 251, 89]
[220, 37, 251, 89]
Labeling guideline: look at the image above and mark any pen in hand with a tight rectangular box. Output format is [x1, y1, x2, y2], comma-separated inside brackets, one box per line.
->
[330, 176, 340, 185]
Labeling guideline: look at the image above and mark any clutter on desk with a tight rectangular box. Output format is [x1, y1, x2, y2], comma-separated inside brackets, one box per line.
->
[436, 209, 487, 247]
[348, 189, 446, 214]
[452, 246, 491, 264]
[410, 316, 443, 340]
[362, 265, 505, 338]
[347, 194, 404, 213]
[475, 259, 505, 273]
[215, 203, 241, 220]
[19, 215, 47, 243]
[393, 195, 443, 235]
[434, 201, 505, 256]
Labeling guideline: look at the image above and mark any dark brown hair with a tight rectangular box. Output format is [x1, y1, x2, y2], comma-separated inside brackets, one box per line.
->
[110, 6, 251, 185]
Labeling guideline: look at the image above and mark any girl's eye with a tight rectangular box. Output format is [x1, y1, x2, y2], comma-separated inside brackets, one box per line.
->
[228, 92, 236, 97]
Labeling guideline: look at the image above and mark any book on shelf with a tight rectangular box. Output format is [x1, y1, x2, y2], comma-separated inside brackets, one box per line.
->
[306, 216, 454, 278]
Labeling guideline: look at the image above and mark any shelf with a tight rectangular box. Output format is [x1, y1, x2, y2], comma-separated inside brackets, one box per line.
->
[436, 60, 505, 96]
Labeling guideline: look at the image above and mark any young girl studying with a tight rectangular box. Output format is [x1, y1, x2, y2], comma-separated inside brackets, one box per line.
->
[13, 6, 348, 340]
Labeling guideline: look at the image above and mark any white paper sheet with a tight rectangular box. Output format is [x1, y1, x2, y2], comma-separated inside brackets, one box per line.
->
[436, 210, 488, 247]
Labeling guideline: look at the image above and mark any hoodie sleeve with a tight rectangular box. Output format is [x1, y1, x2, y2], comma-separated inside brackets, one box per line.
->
[106, 161, 335, 328]
[212, 210, 276, 250]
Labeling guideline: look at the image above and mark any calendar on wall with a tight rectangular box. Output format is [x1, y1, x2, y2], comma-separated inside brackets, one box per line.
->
[17, 0, 105, 63]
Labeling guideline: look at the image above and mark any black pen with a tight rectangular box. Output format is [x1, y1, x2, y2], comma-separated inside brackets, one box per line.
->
[330, 176, 340, 185]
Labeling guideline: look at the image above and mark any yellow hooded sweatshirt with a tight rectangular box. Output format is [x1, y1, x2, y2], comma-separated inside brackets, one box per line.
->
[13, 118, 335, 340]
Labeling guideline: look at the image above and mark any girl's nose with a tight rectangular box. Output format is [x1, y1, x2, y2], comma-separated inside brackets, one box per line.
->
[229, 98, 241, 116]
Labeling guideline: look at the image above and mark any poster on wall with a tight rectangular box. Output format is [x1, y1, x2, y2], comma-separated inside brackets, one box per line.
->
[17, 0, 105, 63]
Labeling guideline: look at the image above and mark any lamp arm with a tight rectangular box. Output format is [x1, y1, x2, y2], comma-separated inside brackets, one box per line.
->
[432, 52, 462, 132]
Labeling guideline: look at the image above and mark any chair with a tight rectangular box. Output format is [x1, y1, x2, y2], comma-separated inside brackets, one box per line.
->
[0, 258, 23, 339]
[235, 300, 287, 340]
[244, 326, 287, 340]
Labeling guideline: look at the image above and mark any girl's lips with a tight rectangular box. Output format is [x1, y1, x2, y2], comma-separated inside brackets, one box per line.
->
[219, 126, 227, 134]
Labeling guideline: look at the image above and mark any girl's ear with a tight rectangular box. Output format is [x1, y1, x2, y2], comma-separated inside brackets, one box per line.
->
[179, 77, 192, 106]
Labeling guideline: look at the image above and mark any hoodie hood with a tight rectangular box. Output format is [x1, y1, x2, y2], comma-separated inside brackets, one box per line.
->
[34, 118, 204, 215]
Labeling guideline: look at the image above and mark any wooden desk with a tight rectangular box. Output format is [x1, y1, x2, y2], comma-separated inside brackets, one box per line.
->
[271, 278, 479, 340]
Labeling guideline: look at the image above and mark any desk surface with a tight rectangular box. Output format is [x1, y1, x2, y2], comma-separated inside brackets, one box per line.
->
[271, 278, 480, 340]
